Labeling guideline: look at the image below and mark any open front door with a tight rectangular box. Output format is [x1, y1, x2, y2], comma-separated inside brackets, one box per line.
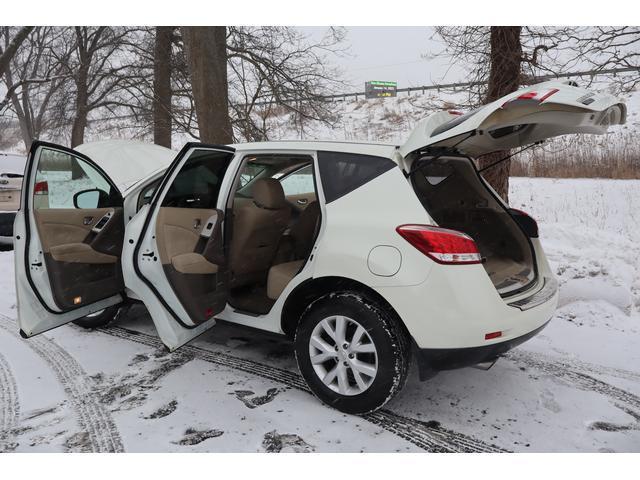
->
[123, 143, 236, 351]
[15, 141, 125, 337]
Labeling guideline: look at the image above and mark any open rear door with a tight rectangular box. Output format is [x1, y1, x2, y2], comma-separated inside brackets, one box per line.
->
[15, 141, 125, 337]
[400, 80, 627, 163]
[123, 143, 236, 351]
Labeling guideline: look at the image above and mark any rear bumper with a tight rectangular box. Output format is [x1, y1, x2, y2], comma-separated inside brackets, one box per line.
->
[0, 211, 16, 239]
[415, 319, 550, 380]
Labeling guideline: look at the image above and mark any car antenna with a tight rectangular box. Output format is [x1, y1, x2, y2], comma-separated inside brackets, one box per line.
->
[477, 141, 543, 173]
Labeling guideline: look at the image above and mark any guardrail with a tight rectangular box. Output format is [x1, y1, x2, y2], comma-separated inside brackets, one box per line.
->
[242, 66, 640, 107]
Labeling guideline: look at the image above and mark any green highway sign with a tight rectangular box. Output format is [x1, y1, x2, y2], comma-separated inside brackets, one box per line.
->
[365, 80, 397, 99]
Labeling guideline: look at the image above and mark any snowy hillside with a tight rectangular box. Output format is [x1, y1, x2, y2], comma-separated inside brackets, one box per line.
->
[0, 177, 638, 452]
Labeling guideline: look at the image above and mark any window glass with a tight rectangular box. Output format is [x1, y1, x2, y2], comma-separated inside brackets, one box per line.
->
[317, 151, 396, 203]
[279, 165, 314, 196]
[239, 163, 266, 188]
[34, 148, 117, 209]
[161, 149, 232, 209]
[137, 179, 161, 210]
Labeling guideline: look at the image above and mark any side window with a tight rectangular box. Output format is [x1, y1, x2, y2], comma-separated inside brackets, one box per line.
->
[317, 151, 396, 203]
[239, 163, 266, 188]
[34, 148, 117, 210]
[279, 165, 314, 196]
[161, 149, 232, 209]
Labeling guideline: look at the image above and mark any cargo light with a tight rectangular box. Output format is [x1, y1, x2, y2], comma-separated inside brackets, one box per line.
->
[396, 224, 482, 265]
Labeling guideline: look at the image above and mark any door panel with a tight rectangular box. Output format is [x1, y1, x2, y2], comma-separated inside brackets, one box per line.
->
[15, 141, 124, 337]
[157, 207, 227, 324]
[286, 192, 317, 213]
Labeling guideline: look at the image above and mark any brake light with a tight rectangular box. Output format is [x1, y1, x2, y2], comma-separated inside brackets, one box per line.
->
[34, 181, 48, 195]
[396, 224, 482, 265]
[502, 88, 559, 108]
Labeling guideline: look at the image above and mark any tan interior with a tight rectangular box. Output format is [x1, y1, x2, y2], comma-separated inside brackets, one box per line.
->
[50, 242, 116, 264]
[229, 178, 291, 287]
[35, 208, 113, 253]
[155, 207, 216, 265]
[33, 207, 124, 310]
[171, 252, 218, 274]
[267, 260, 304, 299]
[286, 192, 317, 213]
[266, 200, 321, 300]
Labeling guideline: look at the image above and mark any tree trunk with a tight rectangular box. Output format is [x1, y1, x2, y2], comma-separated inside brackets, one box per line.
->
[181, 26, 233, 144]
[477, 26, 523, 203]
[153, 26, 173, 148]
[71, 64, 89, 148]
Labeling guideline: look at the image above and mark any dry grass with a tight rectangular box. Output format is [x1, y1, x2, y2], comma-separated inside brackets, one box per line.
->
[510, 131, 640, 179]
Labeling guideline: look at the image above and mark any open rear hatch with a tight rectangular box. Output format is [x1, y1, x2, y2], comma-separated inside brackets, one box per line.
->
[402, 81, 626, 297]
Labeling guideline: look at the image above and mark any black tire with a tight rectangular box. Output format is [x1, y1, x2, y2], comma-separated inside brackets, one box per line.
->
[72, 305, 121, 329]
[294, 291, 410, 414]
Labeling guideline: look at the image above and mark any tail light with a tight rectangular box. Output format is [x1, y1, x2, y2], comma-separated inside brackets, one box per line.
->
[502, 88, 559, 108]
[34, 181, 48, 195]
[396, 224, 482, 265]
[508, 208, 538, 238]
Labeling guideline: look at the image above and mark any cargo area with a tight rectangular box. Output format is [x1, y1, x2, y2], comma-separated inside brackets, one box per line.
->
[411, 155, 536, 296]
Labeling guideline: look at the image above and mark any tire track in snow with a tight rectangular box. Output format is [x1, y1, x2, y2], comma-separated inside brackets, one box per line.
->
[0, 316, 124, 453]
[506, 350, 640, 411]
[0, 351, 20, 452]
[507, 350, 640, 383]
[100, 325, 506, 452]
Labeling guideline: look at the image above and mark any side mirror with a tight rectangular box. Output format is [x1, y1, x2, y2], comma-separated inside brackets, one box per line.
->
[73, 189, 104, 209]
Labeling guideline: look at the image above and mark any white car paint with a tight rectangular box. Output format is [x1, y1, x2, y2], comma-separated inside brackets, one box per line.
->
[12, 81, 627, 409]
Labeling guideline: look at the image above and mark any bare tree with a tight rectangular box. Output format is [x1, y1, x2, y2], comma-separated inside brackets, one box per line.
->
[0, 26, 33, 78]
[181, 26, 233, 144]
[153, 27, 174, 148]
[226, 26, 346, 141]
[59, 26, 141, 147]
[1, 27, 72, 150]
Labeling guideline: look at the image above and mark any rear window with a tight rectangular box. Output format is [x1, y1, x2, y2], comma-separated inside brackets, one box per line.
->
[317, 151, 395, 203]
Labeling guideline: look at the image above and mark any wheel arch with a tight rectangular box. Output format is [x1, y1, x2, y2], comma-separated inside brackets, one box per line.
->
[280, 275, 406, 339]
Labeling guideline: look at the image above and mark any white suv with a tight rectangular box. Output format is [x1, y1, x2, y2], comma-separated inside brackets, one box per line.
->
[13, 81, 626, 413]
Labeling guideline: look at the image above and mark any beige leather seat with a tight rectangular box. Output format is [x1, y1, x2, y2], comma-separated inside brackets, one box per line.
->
[230, 178, 291, 287]
[267, 260, 304, 299]
[267, 201, 321, 299]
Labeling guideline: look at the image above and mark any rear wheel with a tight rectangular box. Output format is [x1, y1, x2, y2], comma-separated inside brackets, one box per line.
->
[294, 292, 410, 414]
[72, 305, 121, 329]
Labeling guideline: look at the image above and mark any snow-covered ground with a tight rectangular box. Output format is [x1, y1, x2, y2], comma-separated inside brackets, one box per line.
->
[0, 178, 639, 453]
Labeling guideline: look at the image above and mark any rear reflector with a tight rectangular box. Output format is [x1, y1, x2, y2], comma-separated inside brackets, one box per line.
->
[396, 224, 482, 265]
[34, 180, 48, 195]
[485, 331, 502, 340]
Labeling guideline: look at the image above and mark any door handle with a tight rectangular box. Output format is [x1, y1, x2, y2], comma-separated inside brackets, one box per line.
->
[83, 216, 94, 225]
[296, 198, 308, 205]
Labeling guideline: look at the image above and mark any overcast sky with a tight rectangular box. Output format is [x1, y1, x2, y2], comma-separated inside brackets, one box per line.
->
[300, 27, 468, 91]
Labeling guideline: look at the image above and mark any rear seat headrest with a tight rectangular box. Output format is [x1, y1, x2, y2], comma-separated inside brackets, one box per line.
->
[252, 178, 287, 209]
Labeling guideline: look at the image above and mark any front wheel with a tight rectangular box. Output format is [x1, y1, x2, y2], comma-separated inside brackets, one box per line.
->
[72, 305, 121, 329]
[294, 292, 410, 414]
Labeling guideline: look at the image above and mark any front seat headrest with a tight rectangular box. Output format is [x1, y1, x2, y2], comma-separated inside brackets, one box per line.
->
[252, 178, 287, 209]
